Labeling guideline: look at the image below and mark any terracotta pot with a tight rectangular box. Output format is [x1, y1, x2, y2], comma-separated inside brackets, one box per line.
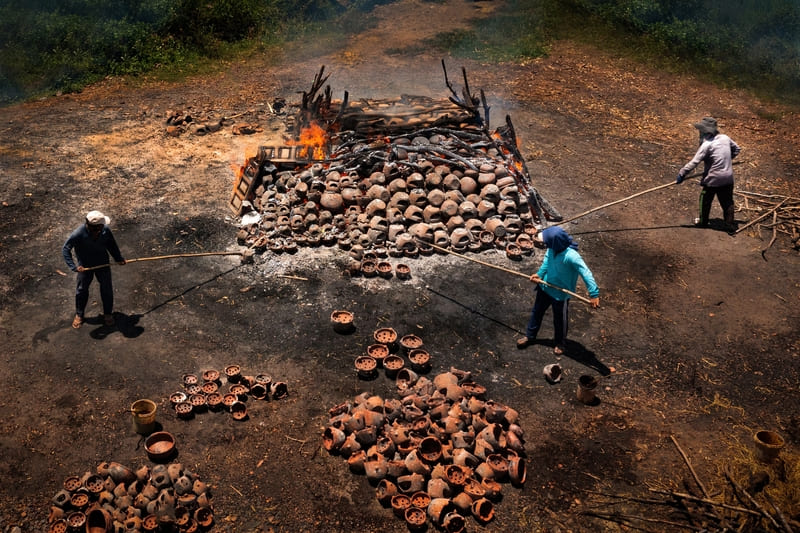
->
[471, 497, 495, 523]
[418, 436, 443, 463]
[463, 477, 486, 500]
[270, 381, 288, 399]
[486, 454, 509, 480]
[426, 479, 452, 500]
[355, 355, 378, 380]
[375, 479, 397, 506]
[410, 491, 431, 510]
[108, 463, 136, 485]
[404, 449, 431, 476]
[396, 367, 418, 389]
[331, 310, 355, 334]
[224, 364, 241, 383]
[339, 433, 362, 457]
[230, 401, 248, 421]
[347, 450, 366, 474]
[391, 494, 411, 517]
[144, 432, 176, 463]
[405, 508, 428, 531]
[445, 465, 467, 488]
[481, 478, 502, 500]
[194, 507, 214, 528]
[383, 355, 405, 379]
[397, 473, 426, 494]
[442, 511, 467, 533]
[323, 426, 346, 452]
[366, 343, 389, 367]
[395, 263, 411, 280]
[509, 455, 527, 486]
[754, 430, 785, 463]
[577, 374, 599, 404]
[67, 511, 86, 529]
[373, 327, 398, 347]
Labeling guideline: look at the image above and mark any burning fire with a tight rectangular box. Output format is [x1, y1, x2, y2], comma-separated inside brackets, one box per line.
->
[289, 121, 329, 160]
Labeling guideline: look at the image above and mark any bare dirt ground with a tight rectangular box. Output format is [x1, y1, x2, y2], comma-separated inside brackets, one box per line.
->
[1, 0, 799, 531]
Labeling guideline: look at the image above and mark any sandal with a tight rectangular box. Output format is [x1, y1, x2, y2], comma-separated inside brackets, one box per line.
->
[72, 315, 83, 329]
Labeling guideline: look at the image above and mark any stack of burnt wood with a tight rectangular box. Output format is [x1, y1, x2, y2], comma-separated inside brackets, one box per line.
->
[235, 64, 561, 259]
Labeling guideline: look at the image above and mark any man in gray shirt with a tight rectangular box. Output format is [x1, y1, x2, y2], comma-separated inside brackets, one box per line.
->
[677, 117, 741, 232]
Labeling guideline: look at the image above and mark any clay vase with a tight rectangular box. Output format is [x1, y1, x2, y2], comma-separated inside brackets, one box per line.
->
[486, 454, 510, 481]
[418, 436, 443, 463]
[108, 463, 136, 485]
[347, 450, 367, 474]
[509, 455, 527, 487]
[397, 473, 426, 494]
[364, 455, 389, 483]
[426, 497, 454, 525]
[375, 479, 398, 506]
[481, 478, 503, 500]
[426, 479, 452, 500]
[403, 450, 431, 476]
[450, 492, 473, 514]
[323, 427, 346, 452]
[471, 497, 495, 523]
[442, 511, 467, 533]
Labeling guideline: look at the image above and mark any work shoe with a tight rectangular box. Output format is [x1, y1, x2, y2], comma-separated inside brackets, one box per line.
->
[517, 337, 533, 349]
[103, 314, 115, 326]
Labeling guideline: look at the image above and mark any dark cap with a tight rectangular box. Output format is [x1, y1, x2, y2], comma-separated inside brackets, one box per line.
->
[693, 117, 718, 136]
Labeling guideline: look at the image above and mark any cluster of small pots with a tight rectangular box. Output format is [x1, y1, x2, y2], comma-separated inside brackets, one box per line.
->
[355, 327, 431, 380]
[344, 248, 413, 280]
[236, 132, 544, 256]
[170, 366, 288, 421]
[48, 461, 213, 533]
[323, 368, 526, 532]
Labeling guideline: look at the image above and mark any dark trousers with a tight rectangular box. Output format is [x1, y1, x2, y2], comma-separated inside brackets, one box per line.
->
[698, 184, 735, 226]
[75, 268, 114, 317]
[525, 286, 569, 346]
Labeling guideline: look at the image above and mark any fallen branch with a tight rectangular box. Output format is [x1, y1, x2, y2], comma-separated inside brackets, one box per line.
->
[736, 199, 788, 234]
[670, 435, 710, 498]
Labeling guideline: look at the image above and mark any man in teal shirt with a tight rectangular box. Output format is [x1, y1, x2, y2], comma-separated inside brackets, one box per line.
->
[517, 227, 600, 354]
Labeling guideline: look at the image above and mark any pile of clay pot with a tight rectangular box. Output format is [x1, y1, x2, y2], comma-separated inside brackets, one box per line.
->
[322, 367, 526, 532]
[48, 461, 213, 533]
[170, 365, 288, 422]
[236, 133, 542, 260]
[355, 327, 431, 380]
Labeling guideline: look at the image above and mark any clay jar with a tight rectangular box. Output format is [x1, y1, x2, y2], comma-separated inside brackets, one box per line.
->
[375, 479, 397, 506]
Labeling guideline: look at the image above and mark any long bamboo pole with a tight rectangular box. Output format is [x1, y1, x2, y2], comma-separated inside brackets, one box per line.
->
[82, 251, 243, 271]
[555, 161, 743, 226]
[418, 239, 594, 305]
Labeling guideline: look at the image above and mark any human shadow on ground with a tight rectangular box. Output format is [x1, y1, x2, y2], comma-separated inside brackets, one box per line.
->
[89, 312, 144, 339]
[561, 340, 612, 376]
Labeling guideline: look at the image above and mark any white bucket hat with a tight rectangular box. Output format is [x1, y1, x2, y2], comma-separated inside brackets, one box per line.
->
[86, 210, 110, 225]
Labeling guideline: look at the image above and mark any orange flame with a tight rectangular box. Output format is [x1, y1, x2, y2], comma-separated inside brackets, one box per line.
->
[289, 121, 329, 160]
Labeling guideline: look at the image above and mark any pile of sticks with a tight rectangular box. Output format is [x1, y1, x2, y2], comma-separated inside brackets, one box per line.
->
[581, 436, 797, 532]
[735, 190, 800, 255]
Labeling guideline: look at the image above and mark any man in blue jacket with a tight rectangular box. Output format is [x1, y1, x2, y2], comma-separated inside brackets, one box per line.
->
[677, 117, 741, 232]
[62, 211, 126, 328]
[517, 227, 600, 355]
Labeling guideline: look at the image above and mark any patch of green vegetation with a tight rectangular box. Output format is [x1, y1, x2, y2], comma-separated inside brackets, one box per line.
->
[423, 1, 550, 62]
[423, 0, 800, 106]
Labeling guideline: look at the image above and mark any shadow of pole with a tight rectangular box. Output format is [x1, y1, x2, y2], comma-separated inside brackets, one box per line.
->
[142, 266, 241, 316]
[424, 285, 522, 334]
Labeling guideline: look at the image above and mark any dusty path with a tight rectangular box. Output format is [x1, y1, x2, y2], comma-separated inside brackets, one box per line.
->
[0, 0, 799, 531]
